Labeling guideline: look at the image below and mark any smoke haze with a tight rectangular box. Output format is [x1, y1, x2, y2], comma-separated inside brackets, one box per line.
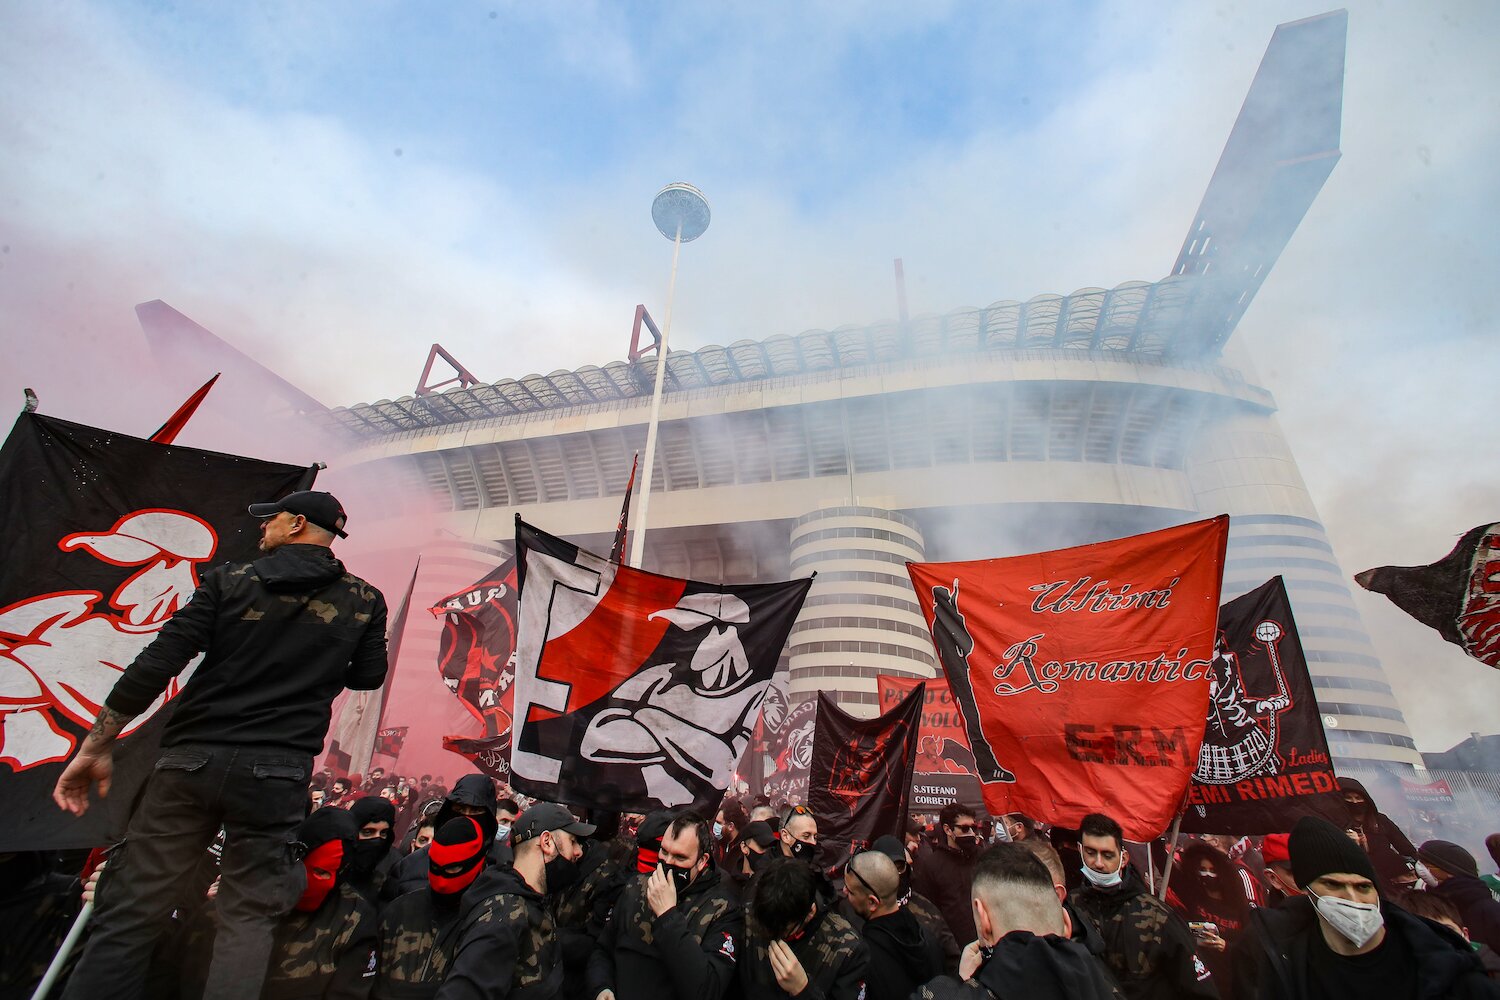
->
[2, 1, 1496, 757]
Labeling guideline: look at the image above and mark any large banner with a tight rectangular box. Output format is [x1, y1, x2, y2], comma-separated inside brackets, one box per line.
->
[431, 560, 520, 778]
[1183, 577, 1343, 833]
[763, 697, 816, 806]
[1357, 523, 1500, 669]
[808, 687, 923, 866]
[876, 674, 984, 814]
[510, 518, 812, 813]
[908, 516, 1228, 841]
[0, 413, 309, 850]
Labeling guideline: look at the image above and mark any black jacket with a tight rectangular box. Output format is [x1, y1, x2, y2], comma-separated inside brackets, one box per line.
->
[860, 907, 943, 1000]
[1434, 876, 1500, 955]
[838, 891, 959, 977]
[554, 843, 631, 1000]
[586, 867, 742, 1000]
[375, 887, 466, 999]
[916, 931, 1124, 1000]
[1339, 779, 1419, 890]
[911, 841, 977, 945]
[1069, 868, 1218, 1000]
[436, 866, 560, 1000]
[106, 544, 388, 753]
[1234, 896, 1500, 1000]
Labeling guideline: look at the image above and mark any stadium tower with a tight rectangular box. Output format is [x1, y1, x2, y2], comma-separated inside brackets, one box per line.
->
[303, 11, 1418, 769]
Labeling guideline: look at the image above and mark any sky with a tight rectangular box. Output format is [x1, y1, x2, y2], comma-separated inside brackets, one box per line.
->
[2, 1, 1497, 756]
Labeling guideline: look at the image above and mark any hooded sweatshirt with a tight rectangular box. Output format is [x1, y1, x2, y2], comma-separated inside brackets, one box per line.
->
[385, 777, 499, 901]
[861, 906, 944, 1000]
[106, 543, 389, 752]
[1338, 778, 1419, 890]
[917, 932, 1122, 1000]
[437, 865, 561, 1000]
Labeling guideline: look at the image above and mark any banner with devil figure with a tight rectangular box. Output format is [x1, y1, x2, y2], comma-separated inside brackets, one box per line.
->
[430, 559, 520, 778]
[510, 517, 812, 813]
[0, 412, 310, 851]
[908, 516, 1228, 842]
[876, 674, 984, 812]
[1182, 577, 1344, 833]
[808, 686, 924, 866]
[1356, 523, 1500, 670]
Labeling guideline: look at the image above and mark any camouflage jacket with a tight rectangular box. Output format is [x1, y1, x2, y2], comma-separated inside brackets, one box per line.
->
[436, 866, 560, 1000]
[1069, 872, 1217, 1000]
[374, 887, 466, 999]
[586, 867, 743, 1000]
[263, 881, 380, 1000]
[553, 845, 630, 1000]
[740, 904, 869, 1000]
[106, 542, 389, 754]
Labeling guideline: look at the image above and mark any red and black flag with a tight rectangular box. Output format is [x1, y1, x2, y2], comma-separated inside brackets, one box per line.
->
[430, 560, 519, 739]
[376, 726, 408, 759]
[609, 452, 639, 564]
[510, 517, 811, 814]
[0, 412, 309, 851]
[1356, 523, 1500, 669]
[1183, 577, 1344, 833]
[908, 516, 1228, 841]
[808, 686, 924, 866]
[441, 733, 511, 783]
[876, 674, 984, 813]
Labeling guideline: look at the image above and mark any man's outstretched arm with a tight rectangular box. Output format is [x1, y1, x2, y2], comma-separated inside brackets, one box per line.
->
[53, 705, 137, 815]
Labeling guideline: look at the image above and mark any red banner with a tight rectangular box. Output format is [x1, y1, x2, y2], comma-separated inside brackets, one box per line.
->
[908, 516, 1228, 841]
[876, 674, 976, 774]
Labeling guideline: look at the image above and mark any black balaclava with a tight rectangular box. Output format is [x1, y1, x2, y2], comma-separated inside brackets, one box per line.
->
[348, 796, 397, 875]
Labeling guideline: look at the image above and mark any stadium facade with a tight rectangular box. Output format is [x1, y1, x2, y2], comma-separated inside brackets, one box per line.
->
[315, 11, 1421, 769]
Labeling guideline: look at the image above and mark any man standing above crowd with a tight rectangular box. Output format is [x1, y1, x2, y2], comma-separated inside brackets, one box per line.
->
[52, 490, 388, 1000]
[1068, 812, 1217, 1000]
[588, 812, 742, 1000]
[841, 849, 943, 1000]
[438, 803, 592, 1000]
[916, 843, 1121, 1000]
[913, 803, 983, 945]
[1235, 816, 1499, 999]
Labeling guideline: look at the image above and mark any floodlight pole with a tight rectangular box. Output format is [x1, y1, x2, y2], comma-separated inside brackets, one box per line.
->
[629, 183, 710, 569]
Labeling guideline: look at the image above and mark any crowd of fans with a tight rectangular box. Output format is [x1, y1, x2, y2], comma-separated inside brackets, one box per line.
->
[8, 767, 1500, 999]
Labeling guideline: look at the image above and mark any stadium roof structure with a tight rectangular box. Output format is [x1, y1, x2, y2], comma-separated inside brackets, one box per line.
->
[323, 9, 1347, 440]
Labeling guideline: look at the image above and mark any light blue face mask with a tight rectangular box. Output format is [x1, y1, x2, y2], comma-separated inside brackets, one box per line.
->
[495, 823, 511, 842]
[713, 822, 724, 840]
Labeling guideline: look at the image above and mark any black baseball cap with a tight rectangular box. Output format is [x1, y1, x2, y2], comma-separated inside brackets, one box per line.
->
[511, 803, 596, 845]
[248, 490, 349, 538]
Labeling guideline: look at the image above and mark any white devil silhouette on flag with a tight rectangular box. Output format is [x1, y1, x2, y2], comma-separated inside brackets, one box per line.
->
[0, 412, 310, 850]
[509, 517, 812, 814]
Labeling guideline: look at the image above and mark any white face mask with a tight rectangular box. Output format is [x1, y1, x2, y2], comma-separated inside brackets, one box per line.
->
[1311, 891, 1384, 949]
[1080, 858, 1123, 888]
[1415, 862, 1439, 889]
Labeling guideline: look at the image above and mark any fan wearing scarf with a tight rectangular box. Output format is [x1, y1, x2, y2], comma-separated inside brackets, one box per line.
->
[1234, 815, 1500, 1000]
[375, 816, 489, 998]
[262, 807, 380, 999]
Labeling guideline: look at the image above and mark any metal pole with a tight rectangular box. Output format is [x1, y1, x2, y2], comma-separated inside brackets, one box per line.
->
[628, 222, 683, 569]
[1156, 811, 1186, 901]
[30, 900, 92, 1000]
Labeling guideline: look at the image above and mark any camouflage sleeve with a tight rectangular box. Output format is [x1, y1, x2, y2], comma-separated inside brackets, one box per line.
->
[346, 589, 389, 690]
[651, 898, 743, 1000]
[809, 935, 870, 1000]
[325, 899, 379, 1000]
[105, 570, 222, 716]
[1161, 911, 1220, 1000]
[435, 908, 520, 1000]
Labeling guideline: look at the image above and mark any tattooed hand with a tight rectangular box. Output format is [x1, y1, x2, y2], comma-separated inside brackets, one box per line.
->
[52, 706, 133, 816]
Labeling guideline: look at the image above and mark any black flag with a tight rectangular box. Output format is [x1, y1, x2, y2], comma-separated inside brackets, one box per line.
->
[0, 413, 309, 851]
[807, 685, 924, 867]
[1357, 524, 1500, 670]
[1183, 577, 1344, 833]
[510, 518, 811, 814]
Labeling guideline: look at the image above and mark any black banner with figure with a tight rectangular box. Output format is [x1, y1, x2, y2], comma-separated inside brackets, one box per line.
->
[807, 686, 924, 867]
[1183, 577, 1345, 833]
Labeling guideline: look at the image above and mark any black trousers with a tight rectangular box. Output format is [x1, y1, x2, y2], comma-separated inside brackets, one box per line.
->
[63, 742, 310, 1000]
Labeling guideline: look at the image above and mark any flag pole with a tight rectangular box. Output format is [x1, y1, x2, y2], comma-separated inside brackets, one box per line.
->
[29, 900, 92, 1000]
[1156, 810, 1186, 901]
[629, 183, 710, 569]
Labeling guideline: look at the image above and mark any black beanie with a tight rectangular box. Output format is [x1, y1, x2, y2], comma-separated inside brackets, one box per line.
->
[349, 796, 396, 829]
[1290, 815, 1377, 888]
[1419, 840, 1479, 879]
[297, 806, 360, 850]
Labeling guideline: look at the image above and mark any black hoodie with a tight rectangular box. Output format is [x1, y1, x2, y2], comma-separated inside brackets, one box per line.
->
[918, 931, 1123, 1000]
[1338, 778, 1419, 890]
[385, 777, 500, 901]
[861, 907, 944, 1000]
[106, 543, 389, 752]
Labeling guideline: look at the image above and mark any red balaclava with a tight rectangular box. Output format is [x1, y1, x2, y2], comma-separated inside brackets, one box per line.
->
[429, 816, 487, 895]
[294, 806, 357, 912]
